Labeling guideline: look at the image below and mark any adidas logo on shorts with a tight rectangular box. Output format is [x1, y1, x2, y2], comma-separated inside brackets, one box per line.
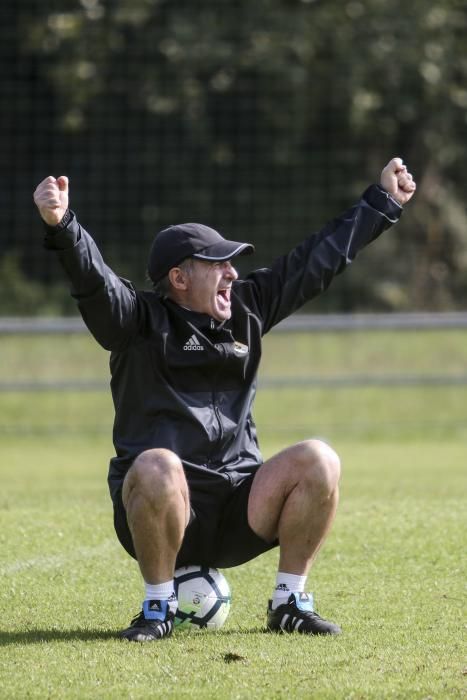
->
[183, 333, 204, 351]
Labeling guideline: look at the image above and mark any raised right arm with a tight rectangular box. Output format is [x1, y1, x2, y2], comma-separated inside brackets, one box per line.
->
[34, 176, 143, 351]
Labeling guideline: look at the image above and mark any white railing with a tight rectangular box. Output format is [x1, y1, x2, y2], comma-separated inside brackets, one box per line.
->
[1, 312, 467, 334]
[2, 313, 466, 391]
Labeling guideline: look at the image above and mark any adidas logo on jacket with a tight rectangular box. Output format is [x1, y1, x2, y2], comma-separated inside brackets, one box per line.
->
[183, 334, 204, 351]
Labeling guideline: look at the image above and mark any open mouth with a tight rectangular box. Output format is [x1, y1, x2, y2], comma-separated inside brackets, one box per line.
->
[217, 288, 230, 304]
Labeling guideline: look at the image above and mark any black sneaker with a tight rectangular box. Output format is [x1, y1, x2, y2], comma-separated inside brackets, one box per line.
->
[267, 592, 341, 635]
[121, 599, 175, 642]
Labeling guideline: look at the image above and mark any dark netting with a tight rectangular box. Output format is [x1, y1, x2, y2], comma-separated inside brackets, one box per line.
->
[1, 0, 466, 313]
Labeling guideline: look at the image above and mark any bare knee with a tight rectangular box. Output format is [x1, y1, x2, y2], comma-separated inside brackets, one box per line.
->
[293, 439, 341, 498]
[122, 448, 185, 507]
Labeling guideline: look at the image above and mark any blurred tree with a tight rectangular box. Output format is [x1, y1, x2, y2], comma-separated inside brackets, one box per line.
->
[2, 0, 466, 311]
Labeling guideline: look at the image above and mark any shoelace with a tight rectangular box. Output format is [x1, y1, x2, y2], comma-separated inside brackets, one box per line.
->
[275, 606, 327, 631]
[129, 611, 146, 627]
[125, 610, 174, 639]
[129, 610, 173, 627]
[302, 610, 324, 620]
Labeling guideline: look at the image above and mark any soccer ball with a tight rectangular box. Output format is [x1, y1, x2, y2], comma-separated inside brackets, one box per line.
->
[174, 565, 231, 630]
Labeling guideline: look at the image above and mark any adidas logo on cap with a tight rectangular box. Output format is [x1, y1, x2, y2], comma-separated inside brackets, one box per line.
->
[183, 333, 204, 351]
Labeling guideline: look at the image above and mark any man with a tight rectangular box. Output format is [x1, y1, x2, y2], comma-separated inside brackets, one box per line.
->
[34, 157, 415, 642]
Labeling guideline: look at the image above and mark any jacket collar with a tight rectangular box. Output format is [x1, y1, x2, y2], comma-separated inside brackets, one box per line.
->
[164, 297, 228, 332]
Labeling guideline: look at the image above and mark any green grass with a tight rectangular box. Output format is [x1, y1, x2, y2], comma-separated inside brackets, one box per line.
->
[1, 330, 466, 698]
[2, 329, 467, 382]
[1, 436, 465, 699]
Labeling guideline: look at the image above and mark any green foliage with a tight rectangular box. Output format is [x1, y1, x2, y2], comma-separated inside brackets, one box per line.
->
[4, 0, 467, 310]
[0, 254, 76, 316]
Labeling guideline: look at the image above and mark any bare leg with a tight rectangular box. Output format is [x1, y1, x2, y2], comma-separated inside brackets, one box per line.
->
[122, 448, 190, 584]
[248, 439, 341, 575]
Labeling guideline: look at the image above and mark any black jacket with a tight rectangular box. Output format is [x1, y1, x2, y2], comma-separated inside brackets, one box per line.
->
[44, 185, 402, 499]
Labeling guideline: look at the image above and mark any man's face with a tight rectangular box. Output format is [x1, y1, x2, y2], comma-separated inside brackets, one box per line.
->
[183, 259, 239, 321]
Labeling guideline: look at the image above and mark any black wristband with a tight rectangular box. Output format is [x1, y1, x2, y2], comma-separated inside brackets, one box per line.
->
[55, 208, 73, 230]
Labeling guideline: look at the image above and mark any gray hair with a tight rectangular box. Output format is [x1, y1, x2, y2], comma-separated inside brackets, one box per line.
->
[152, 258, 194, 298]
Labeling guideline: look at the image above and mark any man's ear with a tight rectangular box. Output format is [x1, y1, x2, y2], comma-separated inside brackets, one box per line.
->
[168, 266, 189, 291]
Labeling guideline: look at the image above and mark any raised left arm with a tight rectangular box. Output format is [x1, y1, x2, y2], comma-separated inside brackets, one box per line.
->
[380, 157, 416, 206]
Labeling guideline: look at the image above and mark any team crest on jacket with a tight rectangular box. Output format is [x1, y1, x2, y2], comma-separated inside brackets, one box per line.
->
[233, 341, 248, 357]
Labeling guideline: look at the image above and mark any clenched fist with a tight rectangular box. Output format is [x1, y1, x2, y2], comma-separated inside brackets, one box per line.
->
[33, 176, 69, 227]
[380, 158, 416, 206]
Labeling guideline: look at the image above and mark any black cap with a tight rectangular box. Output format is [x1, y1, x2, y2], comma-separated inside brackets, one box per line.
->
[148, 223, 255, 284]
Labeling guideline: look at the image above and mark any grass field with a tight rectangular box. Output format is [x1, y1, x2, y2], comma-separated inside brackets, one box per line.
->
[1, 330, 466, 698]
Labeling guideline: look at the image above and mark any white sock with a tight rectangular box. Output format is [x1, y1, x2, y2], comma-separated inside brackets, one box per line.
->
[144, 580, 177, 613]
[271, 572, 307, 610]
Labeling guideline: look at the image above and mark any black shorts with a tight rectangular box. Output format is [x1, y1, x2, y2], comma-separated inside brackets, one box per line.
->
[113, 471, 278, 569]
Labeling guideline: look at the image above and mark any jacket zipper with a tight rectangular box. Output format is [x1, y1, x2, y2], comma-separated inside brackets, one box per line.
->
[212, 394, 224, 444]
[209, 332, 226, 463]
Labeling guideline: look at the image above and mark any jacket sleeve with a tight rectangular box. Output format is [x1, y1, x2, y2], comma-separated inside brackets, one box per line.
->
[237, 185, 403, 334]
[43, 212, 146, 351]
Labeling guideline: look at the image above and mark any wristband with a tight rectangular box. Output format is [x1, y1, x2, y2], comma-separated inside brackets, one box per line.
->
[55, 208, 73, 230]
